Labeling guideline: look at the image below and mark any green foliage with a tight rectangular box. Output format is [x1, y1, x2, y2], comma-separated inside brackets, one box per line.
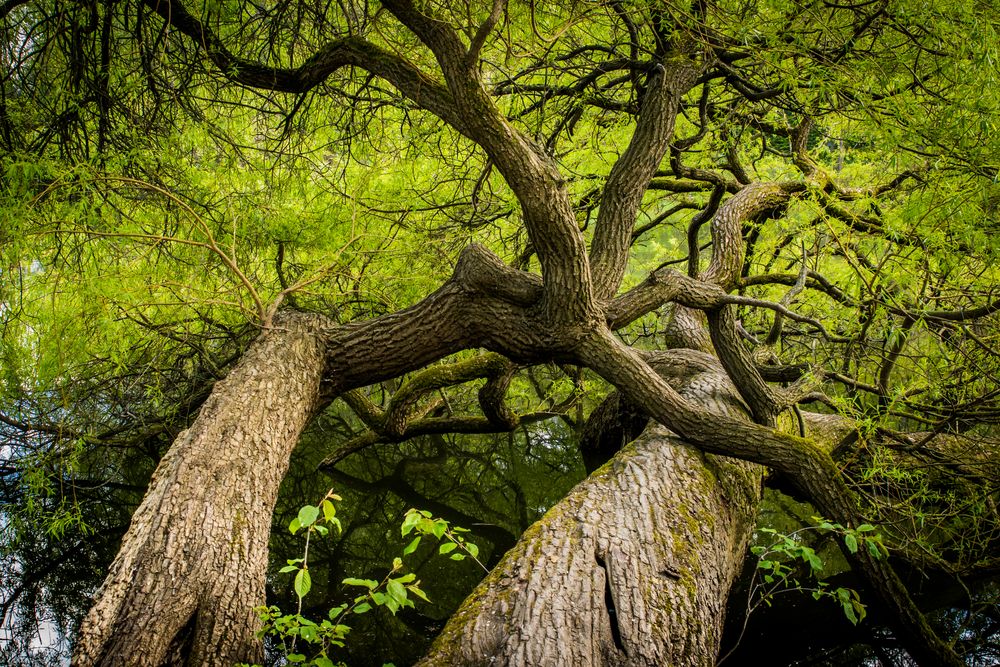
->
[4, 0, 1000, 663]
[747, 518, 888, 627]
[243, 491, 481, 667]
[400, 508, 487, 571]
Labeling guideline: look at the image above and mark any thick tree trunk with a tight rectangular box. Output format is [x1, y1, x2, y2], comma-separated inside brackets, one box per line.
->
[418, 366, 763, 667]
[72, 312, 328, 667]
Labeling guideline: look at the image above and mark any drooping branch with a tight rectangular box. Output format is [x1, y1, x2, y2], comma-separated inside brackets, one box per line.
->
[139, 0, 470, 134]
[143, 0, 592, 318]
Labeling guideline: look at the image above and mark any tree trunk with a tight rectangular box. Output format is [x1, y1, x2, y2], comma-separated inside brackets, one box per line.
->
[72, 312, 328, 667]
[418, 365, 764, 667]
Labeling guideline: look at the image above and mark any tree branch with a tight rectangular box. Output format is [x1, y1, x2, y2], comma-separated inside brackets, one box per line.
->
[589, 54, 701, 300]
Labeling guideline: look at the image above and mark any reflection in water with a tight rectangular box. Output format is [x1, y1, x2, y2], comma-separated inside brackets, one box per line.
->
[266, 413, 586, 667]
[0, 398, 584, 666]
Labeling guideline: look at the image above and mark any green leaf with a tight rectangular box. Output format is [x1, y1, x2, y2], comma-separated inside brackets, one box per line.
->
[322, 499, 337, 522]
[315, 657, 335, 667]
[438, 542, 457, 555]
[289, 517, 301, 534]
[400, 510, 422, 537]
[841, 599, 859, 625]
[844, 534, 858, 554]
[403, 536, 421, 555]
[353, 602, 372, 614]
[801, 548, 822, 571]
[867, 540, 882, 559]
[431, 520, 447, 540]
[298, 505, 320, 528]
[294, 568, 312, 599]
[408, 585, 430, 602]
[466, 542, 479, 558]
[449, 553, 465, 561]
[342, 577, 378, 589]
[852, 599, 867, 624]
[287, 654, 306, 663]
[387, 578, 409, 604]
[279, 565, 298, 574]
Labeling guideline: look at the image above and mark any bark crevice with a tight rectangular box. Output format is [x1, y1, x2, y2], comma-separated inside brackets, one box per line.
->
[595, 551, 627, 657]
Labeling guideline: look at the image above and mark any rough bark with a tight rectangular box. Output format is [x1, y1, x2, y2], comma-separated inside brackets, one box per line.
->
[417, 361, 764, 667]
[576, 330, 965, 667]
[65, 4, 966, 664]
[72, 312, 329, 666]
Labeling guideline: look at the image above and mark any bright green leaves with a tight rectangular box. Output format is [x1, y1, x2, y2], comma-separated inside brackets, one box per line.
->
[400, 508, 486, 570]
[282, 490, 344, 627]
[751, 518, 888, 627]
[347, 556, 432, 616]
[834, 587, 867, 626]
[295, 505, 320, 531]
[322, 499, 337, 523]
[294, 569, 312, 599]
[402, 537, 421, 555]
[258, 495, 484, 666]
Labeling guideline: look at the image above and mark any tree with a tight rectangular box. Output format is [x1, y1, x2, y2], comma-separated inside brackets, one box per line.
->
[2, 0, 999, 665]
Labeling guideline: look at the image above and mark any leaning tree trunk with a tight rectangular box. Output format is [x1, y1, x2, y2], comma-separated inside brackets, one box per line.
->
[72, 312, 328, 667]
[418, 365, 764, 667]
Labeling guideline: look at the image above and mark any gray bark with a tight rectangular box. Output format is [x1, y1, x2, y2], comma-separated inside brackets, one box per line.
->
[72, 312, 328, 666]
[418, 362, 763, 667]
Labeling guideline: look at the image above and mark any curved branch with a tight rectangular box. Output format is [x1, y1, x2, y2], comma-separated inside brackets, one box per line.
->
[382, 353, 510, 437]
[575, 328, 964, 667]
[140, 0, 469, 133]
[377, 0, 594, 318]
[589, 54, 702, 300]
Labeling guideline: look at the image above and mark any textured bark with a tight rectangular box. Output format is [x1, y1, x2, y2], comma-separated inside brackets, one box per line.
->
[68, 5, 964, 664]
[417, 363, 763, 667]
[576, 330, 965, 667]
[72, 312, 329, 666]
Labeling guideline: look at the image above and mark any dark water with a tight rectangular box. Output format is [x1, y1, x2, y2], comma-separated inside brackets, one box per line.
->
[0, 412, 586, 667]
[3, 408, 997, 666]
[266, 415, 587, 666]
